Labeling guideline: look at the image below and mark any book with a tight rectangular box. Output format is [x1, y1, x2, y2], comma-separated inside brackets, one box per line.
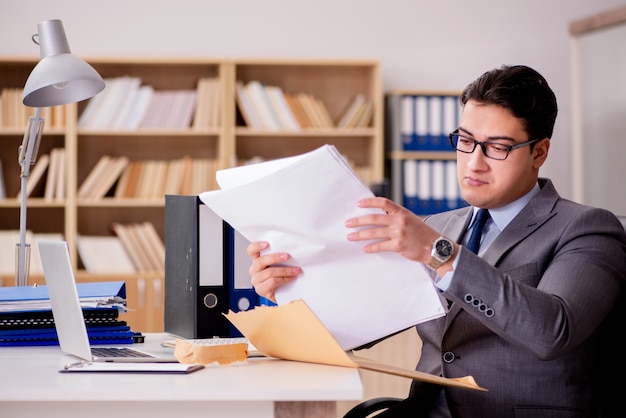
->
[244, 81, 281, 131]
[337, 94, 365, 128]
[112, 223, 151, 272]
[89, 156, 130, 199]
[108, 77, 142, 130]
[0, 159, 5, 199]
[122, 85, 154, 131]
[354, 99, 374, 128]
[162, 158, 186, 195]
[297, 93, 325, 128]
[78, 155, 112, 198]
[76, 235, 136, 274]
[90, 77, 141, 130]
[285, 93, 313, 128]
[192, 77, 220, 129]
[44, 148, 59, 201]
[118, 160, 143, 198]
[264, 85, 300, 131]
[133, 222, 165, 272]
[78, 78, 112, 129]
[312, 96, 335, 128]
[235, 81, 262, 129]
[0, 230, 19, 275]
[78, 156, 128, 199]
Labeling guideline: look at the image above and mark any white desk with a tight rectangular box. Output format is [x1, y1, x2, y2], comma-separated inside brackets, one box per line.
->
[0, 333, 363, 418]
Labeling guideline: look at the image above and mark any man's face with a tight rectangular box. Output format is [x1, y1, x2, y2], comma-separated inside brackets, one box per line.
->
[456, 100, 550, 209]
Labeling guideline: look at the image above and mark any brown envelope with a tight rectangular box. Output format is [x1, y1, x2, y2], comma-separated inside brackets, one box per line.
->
[225, 300, 487, 392]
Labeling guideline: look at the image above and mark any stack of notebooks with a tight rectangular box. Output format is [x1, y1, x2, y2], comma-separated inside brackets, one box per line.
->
[0, 281, 135, 346]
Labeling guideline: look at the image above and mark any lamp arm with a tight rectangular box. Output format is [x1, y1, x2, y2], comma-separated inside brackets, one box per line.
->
[17, 107, 44, 287]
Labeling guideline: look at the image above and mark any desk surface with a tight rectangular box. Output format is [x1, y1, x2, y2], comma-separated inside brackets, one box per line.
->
[0, 333, 363, 418]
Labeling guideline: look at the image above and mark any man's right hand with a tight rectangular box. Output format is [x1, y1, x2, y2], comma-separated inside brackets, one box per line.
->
[247, 241, 302, 303]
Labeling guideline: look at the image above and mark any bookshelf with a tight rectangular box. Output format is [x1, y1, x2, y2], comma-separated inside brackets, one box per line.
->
[0, 56, 384, 332]
[385, 90, 468, 215]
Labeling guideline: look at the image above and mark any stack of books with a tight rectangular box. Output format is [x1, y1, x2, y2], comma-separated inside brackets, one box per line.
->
[235, 80, 373, 131]
[0, 281, 136, 346]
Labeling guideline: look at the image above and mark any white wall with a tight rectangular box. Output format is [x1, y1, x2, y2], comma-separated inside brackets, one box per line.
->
[1, 0, 625, 201]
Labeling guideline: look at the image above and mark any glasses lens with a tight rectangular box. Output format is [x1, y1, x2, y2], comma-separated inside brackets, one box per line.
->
[450, 133, 510, 160]
[451, 134, 475, 153]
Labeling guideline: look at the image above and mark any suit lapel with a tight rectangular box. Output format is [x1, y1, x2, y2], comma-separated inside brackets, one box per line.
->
[482, 180, 559, 265]
[439, 179, 560, 326]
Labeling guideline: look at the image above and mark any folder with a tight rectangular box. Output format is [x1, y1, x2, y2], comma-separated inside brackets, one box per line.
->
[428, 95, 443, 151]
[0, 281, 127, 312]
[226, 225, 259, 336]
[164, 195, 231, 339]
[226, 300, 486, 392]
[414, 95, 429, 149]
[0, 282, 132, 347]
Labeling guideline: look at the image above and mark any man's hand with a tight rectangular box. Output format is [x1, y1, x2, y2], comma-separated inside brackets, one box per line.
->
[247, 241, 302, 303]
[345, 197, 440, 263]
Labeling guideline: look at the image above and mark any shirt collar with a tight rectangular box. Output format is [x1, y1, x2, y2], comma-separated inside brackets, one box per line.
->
[472, 182, 541, 231]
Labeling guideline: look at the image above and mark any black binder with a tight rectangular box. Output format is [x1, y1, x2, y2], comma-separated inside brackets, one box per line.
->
[164, 195, 231, 338]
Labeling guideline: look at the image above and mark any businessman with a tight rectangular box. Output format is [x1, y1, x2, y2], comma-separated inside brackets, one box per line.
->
[247, 65, 626, 417]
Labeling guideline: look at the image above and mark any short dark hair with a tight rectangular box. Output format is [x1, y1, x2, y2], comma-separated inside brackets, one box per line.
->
[460, 65, 558, 141]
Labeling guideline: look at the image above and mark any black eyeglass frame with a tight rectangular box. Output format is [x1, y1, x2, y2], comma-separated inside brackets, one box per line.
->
[448, 130, 543, 161]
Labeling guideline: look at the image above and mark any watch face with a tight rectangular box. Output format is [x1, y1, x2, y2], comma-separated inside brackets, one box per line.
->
[435, 239, 454, 257]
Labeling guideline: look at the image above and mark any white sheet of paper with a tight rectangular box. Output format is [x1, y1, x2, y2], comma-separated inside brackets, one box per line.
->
[199, 144, 445, 350]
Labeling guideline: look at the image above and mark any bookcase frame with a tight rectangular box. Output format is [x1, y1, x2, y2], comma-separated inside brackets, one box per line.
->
[0, 56, 383, 331]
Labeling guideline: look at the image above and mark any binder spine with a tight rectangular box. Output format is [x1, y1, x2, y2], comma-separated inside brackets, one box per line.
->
[388, 92, 469, 216]
[225, 224, 259, 337]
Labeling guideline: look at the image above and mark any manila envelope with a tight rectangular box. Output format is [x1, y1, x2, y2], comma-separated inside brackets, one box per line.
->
[225, 300, 487, 392]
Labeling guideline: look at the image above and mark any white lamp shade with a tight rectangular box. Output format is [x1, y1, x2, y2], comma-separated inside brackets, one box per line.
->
[22, 19, 104, 107]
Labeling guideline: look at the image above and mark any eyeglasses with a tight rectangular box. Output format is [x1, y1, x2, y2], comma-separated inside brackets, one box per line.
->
[449, 130, 542, 161]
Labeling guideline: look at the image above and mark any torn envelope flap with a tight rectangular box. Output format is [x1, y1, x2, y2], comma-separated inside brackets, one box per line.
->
[174, 338, 248, 366]
[224, 300, 486, 392]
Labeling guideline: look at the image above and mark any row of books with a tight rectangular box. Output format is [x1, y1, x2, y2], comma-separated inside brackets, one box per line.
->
[77, 76, 220, 131]
[402, 159, 469, 215]
[0, 221, 165, 276]
[235, 80, 373, 131]
[78, 155, 219, 200]
[1, 152, 218, 201]
[0, 281, 134, 346]
[15, 148, 67, 201]
[392, 93, 461, 151]
[79, 222, 165, 274]
[0, 88, 66, 130]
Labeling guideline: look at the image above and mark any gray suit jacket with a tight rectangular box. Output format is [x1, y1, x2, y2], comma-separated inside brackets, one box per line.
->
[411, 178, 626, 417]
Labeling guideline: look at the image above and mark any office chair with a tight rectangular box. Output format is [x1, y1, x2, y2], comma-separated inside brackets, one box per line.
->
[342, 397, 403, 418]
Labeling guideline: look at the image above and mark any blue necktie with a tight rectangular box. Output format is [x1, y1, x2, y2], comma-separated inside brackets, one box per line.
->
[466, 209, 489, 254]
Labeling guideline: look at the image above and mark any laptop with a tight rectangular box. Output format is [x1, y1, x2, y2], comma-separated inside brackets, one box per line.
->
[38, 239, 178, 363]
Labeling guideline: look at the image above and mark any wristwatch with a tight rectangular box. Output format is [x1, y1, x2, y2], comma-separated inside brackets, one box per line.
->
[426, 236, 455, 270]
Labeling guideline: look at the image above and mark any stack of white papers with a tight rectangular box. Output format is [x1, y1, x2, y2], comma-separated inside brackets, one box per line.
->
[199, 144, 445, 350]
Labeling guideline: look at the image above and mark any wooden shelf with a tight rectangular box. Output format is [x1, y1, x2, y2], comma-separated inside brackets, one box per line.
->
[0, 56, 383, 332]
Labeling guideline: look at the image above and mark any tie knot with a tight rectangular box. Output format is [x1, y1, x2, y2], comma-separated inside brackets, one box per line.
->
[466, 208, 490, 254]
[474, 208, 489, 227]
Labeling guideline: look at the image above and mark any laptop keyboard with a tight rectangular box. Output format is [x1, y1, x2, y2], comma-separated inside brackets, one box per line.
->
[91, 347, 154, 358]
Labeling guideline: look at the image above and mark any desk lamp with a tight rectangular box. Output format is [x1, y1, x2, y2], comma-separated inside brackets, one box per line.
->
[16, 19, 104, 286]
